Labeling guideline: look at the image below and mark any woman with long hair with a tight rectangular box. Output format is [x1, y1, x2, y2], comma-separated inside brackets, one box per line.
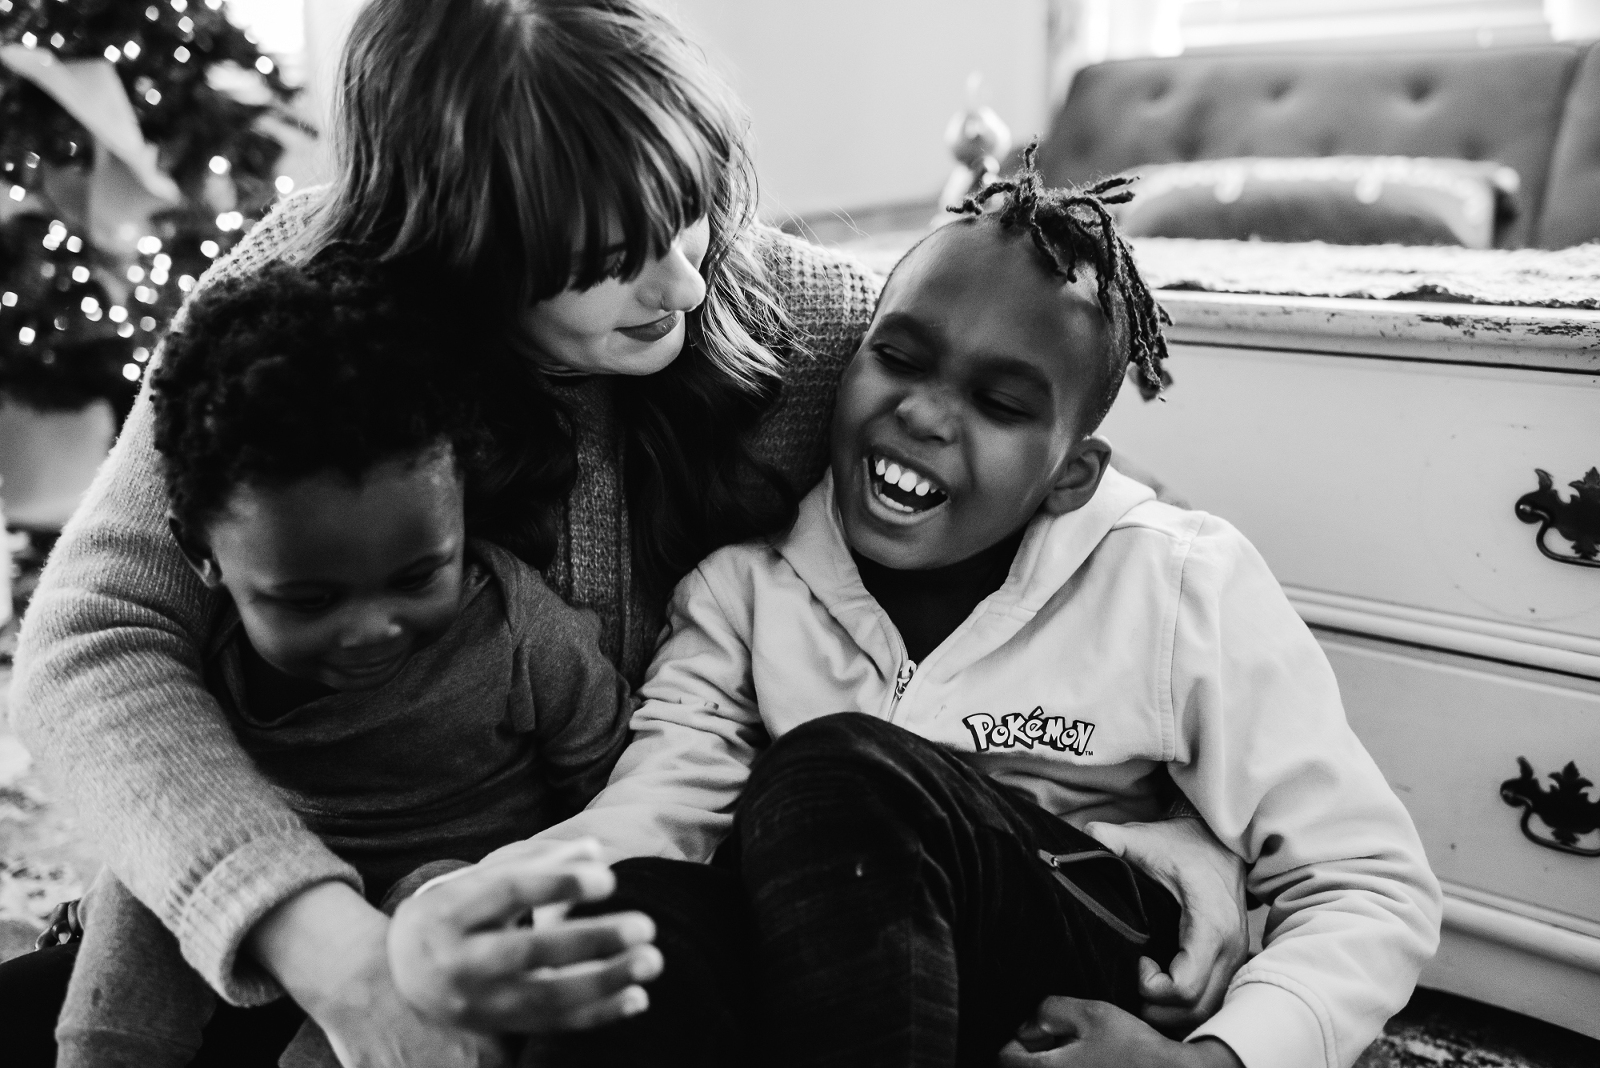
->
[4, 2, 1244, 1064]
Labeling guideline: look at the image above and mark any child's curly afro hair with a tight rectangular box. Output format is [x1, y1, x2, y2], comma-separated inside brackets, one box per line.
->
[150, 249, 487, 535]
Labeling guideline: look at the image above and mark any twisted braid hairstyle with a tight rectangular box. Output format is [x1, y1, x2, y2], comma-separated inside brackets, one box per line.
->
[949, 141, 1171, 428]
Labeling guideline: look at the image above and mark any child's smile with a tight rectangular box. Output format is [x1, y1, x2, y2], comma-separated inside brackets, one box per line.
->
[865, 451, 949, 518]
[832, 219, 1114, 570]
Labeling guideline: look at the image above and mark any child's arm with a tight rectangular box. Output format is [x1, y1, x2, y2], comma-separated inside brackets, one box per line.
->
[497, 561, 638, 819]
[497, 557, 765, 865]
[1165, 516, 1442, 1068]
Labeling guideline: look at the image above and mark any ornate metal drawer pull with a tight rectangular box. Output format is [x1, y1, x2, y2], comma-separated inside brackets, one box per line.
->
[1500, 757, 1600, 857]
[1514, 468, 1599, 568]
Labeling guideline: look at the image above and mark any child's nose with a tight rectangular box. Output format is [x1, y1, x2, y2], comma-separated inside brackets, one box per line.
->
[340, 611, 404, 649]
[895, 389, 957, 441]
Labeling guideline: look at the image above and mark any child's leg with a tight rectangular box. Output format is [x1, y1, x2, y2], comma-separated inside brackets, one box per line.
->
[729, 712, 1181, 1068]
[56, 870, 217, 1068]
[531, 856, 756, 1068]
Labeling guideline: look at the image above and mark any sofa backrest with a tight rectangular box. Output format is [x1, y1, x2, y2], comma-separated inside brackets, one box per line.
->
[1036, 44, 1594, 248]
[1537, 43, 1600, 248]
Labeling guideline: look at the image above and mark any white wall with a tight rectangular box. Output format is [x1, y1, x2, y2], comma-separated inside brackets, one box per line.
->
[666, 0, 1049, 219]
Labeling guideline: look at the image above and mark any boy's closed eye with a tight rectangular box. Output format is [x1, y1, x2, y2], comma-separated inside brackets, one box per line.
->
[392, 563, 447, 592]
[873, 344, 924, 376]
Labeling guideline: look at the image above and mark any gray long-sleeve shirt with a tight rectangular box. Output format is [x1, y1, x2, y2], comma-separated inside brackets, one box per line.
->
[204, 540, 634, 902]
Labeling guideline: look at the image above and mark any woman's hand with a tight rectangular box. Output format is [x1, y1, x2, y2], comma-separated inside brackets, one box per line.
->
[249, 881, 505, 1068]
[1084, 816, 1249, 1032]
[998, 996, 1244, 1068]
[388, 838, 664, 1034]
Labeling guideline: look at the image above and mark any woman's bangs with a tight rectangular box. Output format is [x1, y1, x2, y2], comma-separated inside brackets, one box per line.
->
[560, 101, 723, 295]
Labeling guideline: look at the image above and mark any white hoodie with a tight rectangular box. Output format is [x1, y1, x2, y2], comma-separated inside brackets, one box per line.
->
[532, 467, 1442, 1068]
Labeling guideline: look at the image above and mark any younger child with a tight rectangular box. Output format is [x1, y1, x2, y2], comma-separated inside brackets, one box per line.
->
[519, 154, 1443, 1068]
[54, 254, 650, 1066]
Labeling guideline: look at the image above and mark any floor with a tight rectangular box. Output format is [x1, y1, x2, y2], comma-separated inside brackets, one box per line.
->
[0, 541, 1596, 1066]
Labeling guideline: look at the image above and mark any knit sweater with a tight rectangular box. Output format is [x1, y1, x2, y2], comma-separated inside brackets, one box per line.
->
[7, 190, 881, 1004]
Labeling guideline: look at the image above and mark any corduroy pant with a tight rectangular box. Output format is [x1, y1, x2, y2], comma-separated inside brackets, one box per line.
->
[544, 712, 1180, 1068]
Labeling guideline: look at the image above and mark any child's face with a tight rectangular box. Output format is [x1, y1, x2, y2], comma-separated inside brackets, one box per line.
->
[831, 220, 1112, 570]
[190, 443, 467, 691]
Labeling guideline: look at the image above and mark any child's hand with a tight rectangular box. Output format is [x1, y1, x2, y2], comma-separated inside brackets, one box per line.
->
[388, 839, 662, 1034]
[998, 997, 1244, 1068]
[1084, 816, 1248, 1032]
[34, 897, 83, 949]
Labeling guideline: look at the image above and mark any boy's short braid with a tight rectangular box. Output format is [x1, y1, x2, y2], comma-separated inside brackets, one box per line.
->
[952, 141, 1171, 410]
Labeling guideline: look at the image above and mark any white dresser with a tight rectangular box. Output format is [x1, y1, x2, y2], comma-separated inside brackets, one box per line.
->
[1099, 292, 1600, 1038]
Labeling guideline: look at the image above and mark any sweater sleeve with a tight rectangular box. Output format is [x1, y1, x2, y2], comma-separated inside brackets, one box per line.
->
[6, 192, 360, 1006]
[515, 555, 766, 864]
[1168, 517, 1442, 1068]
[749, 227, 881, 495]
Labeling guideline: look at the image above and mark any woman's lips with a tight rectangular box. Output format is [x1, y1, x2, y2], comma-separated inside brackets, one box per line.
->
[617, 311, 681, 343]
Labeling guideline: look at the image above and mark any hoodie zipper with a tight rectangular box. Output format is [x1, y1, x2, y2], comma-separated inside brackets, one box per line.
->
[888, 659, 917, 719]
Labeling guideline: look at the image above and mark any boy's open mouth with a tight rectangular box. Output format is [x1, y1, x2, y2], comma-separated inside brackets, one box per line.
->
[867, 453, 948, 515]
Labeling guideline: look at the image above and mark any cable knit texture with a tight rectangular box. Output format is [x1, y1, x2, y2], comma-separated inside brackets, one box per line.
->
[6, 188, 881, 1004]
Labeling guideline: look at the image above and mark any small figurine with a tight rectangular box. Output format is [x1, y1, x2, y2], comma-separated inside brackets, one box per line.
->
[934, 72, 1012, 225]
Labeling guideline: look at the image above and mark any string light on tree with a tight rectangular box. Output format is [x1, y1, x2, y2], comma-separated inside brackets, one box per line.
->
[0, 0, 310, 411]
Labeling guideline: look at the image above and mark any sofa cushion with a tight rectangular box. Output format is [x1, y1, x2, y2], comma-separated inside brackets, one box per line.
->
[1116, 157, 1518, 247]
[1536, 42, 1600, 248]
[1037, 45, 1584, 248]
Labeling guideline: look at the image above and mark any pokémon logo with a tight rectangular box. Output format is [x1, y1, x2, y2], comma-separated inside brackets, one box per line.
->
[963, 707, 1095, 756]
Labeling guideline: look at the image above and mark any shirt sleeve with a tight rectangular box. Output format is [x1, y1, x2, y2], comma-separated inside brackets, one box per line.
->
[10, 382, 357, 1007]
[498, 560, 636, 819]
[506, 558, 766, 865]
[1168, 516, 1442, 1068]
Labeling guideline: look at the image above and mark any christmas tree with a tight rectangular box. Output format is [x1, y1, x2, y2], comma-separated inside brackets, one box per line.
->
[0, 0, 307, 418]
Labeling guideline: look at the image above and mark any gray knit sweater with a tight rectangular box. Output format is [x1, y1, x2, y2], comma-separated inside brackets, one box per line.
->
[8, 191, 880, 1003]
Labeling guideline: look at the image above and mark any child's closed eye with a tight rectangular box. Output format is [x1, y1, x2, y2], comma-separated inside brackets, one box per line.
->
[873, 345, 922, 375]
[393, 565, 444, 593]
[974, 390, 1036, 422]
[269, 591, 340, 614]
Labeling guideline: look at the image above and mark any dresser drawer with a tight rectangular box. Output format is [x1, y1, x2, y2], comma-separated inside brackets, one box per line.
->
[1320, 631, 1600, 926]
[1099, 343, 1600, 648]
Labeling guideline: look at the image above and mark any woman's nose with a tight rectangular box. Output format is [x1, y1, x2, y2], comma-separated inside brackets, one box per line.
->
[640, 239, 708, 313]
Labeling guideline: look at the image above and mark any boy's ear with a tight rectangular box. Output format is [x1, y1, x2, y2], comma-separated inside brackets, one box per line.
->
[168, 514, 223, 588]
[1040, 435, 1111, 516]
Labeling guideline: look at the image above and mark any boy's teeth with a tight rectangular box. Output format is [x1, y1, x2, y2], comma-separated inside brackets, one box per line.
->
[885, 462, 902, 483]
[896, 469, 917, 492]
[914, 481, 929, 496]
[874, 457, 887, 477]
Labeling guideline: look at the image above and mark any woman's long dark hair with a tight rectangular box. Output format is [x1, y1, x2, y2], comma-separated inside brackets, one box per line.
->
[291, 0, 799, 592]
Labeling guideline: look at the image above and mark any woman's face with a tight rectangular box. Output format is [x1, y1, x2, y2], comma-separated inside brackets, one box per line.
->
[518, 217, 711, 376]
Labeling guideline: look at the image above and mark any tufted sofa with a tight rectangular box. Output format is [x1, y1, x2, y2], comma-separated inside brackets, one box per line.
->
[1036, 41, 1600, 249]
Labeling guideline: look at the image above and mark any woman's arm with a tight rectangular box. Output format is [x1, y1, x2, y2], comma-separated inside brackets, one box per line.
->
[12, 371, 360, 1003]
[9, 192, 362, 1005]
